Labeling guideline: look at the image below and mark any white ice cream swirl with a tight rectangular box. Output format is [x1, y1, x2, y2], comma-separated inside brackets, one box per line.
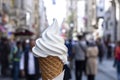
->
[32, 19, 68, 64]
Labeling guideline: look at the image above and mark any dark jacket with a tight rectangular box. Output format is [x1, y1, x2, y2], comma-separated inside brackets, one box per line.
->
[24, 50, 40, 76]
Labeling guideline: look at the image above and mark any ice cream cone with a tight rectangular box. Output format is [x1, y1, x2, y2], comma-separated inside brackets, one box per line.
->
[38, 56, 64, 80]
[32, 19, 68, 80]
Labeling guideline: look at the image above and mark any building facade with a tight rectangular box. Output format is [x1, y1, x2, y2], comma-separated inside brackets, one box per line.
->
[66, 0, 78, 39]
[39, 0, 48, 37]
[77, 0, 86, 33]
[0, 0, 44, 38]
[117, 0, 120, 41]
[66, 0, 97, 39]
[102, 0, 118, 42]
[86, 0, 97, 32]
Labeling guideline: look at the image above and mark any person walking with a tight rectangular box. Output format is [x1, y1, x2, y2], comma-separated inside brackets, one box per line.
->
[0, 37, 10, 77]
[20, 39, 40, 80]
[73, 34, 87, 80]
[96, 38, 104, 63]
[114, 41, 120, 80]
[13, 41, 23, 80]
[86, 36, 98, 80]
[64, 39, 72, 80]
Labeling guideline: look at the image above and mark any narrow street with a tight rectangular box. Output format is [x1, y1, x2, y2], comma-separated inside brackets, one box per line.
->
[71, 69, 116, 80]
[0, 59, 117, 80]
[0, 0, 119, 80]
[0, 69, 115, 80]
[70, 59, 117, 80]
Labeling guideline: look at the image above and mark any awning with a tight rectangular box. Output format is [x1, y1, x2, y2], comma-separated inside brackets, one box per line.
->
[13, 28, 34, 36]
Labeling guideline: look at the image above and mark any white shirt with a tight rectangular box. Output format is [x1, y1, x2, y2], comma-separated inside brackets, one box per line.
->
[20, 51, 35, 75]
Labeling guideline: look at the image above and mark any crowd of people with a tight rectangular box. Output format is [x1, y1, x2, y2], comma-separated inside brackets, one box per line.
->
[65, 33, 120, 80]
[0, 33, 119, 80]
[0, 37, 40, 80]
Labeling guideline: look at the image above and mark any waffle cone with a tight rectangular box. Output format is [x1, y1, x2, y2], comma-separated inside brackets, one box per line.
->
[38, 56, 64, 80]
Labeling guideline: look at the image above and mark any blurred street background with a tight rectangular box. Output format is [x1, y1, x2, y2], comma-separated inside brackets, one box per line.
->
[0, 0, 120, 80]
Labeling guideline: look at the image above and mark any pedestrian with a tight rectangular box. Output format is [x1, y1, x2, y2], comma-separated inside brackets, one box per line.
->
[63, 64, 71, 80]
[0, 37, 10, 77]
[96, 38, 104, 63]
[20, 39, 40, 80]
[73, 34, 87, 80]
[86, 36, 98, 80]
[114, 41, 120, 80]
[65, 39, 74, 68]
[107, 41, 112, 59]
[9, 38, 17, 77]
[63, 39, 72, 80]
[13, 41, 23, 80]
[65, 39, 74, 60]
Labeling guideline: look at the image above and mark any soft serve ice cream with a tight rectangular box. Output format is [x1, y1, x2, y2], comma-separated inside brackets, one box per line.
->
[32, 19, 68, 64]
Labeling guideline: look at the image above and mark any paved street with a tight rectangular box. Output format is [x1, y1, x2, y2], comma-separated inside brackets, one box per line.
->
[71, 68, 116, 80]
[0, 59, 117, 80]
[98, 59, 117, 80]
[0, 71, 114, 80]
[0, 77, 12, 80]
[71, 59, 117, 80]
